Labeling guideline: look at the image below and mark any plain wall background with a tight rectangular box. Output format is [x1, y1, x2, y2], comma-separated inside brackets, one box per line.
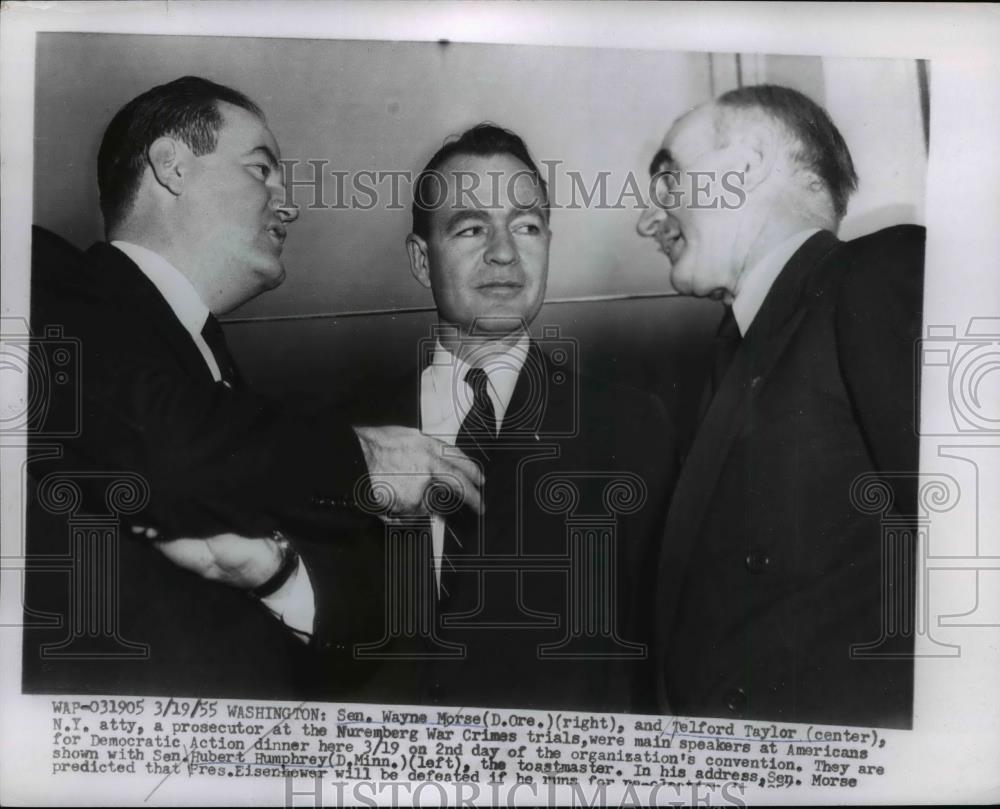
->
[32, 34, 928, 433]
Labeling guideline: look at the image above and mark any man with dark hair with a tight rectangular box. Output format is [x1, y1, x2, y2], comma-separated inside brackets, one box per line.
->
[410, 123, 550, 240]
[97, 76, 265, 232]
[637, 84, 923, 727]
[349, 123, 675, 712]
[26, 76, 482, 699]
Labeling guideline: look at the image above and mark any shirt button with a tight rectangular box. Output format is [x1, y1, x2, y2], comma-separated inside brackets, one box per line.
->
[725, 687, 747, 714]
[745, 550, 770, 574]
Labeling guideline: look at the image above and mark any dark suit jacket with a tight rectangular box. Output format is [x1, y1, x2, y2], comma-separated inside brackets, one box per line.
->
[24, 229, 386, 700]
[656, 225, 925, 728]
[346, 339, 676, 713]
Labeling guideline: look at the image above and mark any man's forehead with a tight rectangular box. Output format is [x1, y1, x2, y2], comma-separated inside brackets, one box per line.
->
[436, 152, 543, 211]
[663, 103, 716, 154]
[438, 152, 538, 181]
[217, 101, 279, 155]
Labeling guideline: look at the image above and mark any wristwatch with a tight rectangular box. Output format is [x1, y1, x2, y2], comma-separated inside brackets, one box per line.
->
[250, 530, 299, 599]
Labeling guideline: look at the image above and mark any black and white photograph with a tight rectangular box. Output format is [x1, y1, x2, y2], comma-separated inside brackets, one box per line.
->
[1, 2, 998, 806]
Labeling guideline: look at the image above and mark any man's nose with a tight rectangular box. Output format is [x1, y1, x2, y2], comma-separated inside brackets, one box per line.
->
[636, 202, 667, 237]
[272, 191, 300, 224]
[484, 228, 517, 265]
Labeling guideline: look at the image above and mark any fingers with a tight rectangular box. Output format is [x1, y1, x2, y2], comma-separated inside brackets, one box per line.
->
[153, 537, 217, 579]
[438, 444, 485, 488]
[130, 524, 160, 540]
[429, 442, 484, 514]
[436, 467, 484, 515]
[356, 426, 487, 516]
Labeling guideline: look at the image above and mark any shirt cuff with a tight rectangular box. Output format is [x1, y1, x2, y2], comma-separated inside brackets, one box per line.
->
[259, 557, 315, 642]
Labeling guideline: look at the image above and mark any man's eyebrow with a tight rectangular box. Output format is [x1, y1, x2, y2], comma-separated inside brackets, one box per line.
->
[443, 208, 490, 231]
[510, 201, 547, 218]
[247, 145, 280, 169]
[649, 147, 674, 176]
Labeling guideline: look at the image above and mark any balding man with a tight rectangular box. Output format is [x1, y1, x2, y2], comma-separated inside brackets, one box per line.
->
[637, 85, 923, 728]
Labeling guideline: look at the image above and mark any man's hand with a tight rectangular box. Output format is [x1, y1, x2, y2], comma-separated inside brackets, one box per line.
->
[353, 425, 484, 517]
[134, 525, 283, 590]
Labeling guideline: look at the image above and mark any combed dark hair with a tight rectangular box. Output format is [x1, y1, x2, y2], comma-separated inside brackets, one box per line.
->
[716, 84, 858, 219]
[97, 76, 263, 234]
[411, 123, 549, 238]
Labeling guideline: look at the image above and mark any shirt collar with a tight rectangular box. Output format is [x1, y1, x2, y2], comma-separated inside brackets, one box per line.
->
[111, 241, 211, 338]
[421, 332, 531, 440]
[732, 228, 822, 337]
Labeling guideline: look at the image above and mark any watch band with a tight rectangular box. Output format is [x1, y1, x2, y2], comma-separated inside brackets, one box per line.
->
[250, 531, 299, 600]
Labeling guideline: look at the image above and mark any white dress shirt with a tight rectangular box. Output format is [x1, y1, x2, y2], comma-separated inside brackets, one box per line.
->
[732, 228, 822, 336]
[419, 332, 531, 594]
[111, 241, 315, 638]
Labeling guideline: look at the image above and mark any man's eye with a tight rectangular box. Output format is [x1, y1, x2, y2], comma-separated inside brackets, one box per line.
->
[514, 223, 541, 235]
[456, 225, 485, 237]
[248, 164, 271, 180]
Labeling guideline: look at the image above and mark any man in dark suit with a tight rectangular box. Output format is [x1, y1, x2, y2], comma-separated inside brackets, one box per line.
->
[636, 85, 923, 728]
[25, 77, 482, 699]
[349, 124, 675, 713]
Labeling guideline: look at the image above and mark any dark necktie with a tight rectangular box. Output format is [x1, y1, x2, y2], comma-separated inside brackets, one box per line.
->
[710, 306, 743, 396]
[697, 306, 743, 424]
[441, 367, 497, 601]
[454, 367, 497, 463]
[200, 314, 241, 387]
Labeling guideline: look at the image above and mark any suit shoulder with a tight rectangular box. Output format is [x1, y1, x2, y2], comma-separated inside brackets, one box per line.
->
[835, 224, 925, 308]
[31, 228, 116, 326]
[833, 225, 924, 376]
[842, 224, 925, 271]
[32, 226, 94, 289]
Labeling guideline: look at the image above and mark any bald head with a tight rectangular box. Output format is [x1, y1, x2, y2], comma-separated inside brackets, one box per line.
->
[714, 85, 857, 221]
[636, 85, 856, 301]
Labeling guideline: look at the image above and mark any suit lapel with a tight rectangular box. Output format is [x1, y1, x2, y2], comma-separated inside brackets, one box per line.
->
[745, 230, 840, 344]
[500, 340, 551, 440]
[656, 232, 842, 641]
[85, 242, 215, 383]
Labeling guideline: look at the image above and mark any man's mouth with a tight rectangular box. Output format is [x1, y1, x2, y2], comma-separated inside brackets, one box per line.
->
[477, 280, 524, 297]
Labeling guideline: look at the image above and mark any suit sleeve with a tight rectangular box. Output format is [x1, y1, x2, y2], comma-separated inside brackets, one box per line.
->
[97, 351, 369, 537]
[834, 225, 925, 514]
[32, 231, 371, 539]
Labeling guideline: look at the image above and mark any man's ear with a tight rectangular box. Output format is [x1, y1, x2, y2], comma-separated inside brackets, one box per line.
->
[731, 122, 777, 195]
[799, 170, 827, 197]
[147, 137, 186, 196]
[406, 233, 432, 289]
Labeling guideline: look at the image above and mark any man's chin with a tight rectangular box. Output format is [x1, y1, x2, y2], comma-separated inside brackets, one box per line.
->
[257, 261, 286, 291]
[668, 263, 695, 297]
[465, 314, 528, 336]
